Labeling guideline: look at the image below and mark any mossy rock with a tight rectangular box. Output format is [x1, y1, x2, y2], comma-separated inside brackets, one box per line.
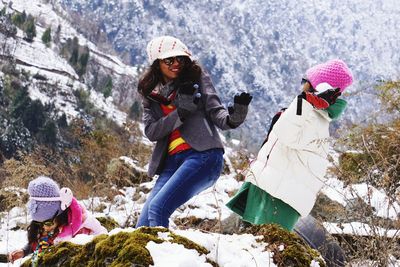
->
[242, 224, 326, 267]
[96, 216, 120, 232]
[21, 227, 212, 267]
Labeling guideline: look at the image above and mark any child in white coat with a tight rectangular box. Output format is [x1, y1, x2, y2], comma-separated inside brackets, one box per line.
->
[227, 59, 353, 231]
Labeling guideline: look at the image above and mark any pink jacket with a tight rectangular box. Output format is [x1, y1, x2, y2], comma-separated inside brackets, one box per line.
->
[55, 198, 107, 243]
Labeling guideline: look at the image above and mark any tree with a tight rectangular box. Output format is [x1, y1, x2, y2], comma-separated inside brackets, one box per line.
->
[129, 101, 142, 120]
[38, 121, 57, 145]
[102, 76, 113, 98]
[11, 11, 26, 27]
[23, 15, 36, 42]
[41, 27, 51, 46]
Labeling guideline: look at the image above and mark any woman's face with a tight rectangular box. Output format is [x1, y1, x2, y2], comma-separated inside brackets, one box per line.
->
[159, 56, 185, 83]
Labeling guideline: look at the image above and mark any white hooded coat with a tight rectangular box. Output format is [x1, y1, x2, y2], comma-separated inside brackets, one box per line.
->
[245, 96, 332, 216]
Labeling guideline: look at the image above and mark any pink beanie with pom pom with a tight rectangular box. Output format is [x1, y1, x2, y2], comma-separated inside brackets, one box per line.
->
[306, 59, 353, 92]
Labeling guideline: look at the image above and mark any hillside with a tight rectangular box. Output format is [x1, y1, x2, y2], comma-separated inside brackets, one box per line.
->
[57, 0, 400, 146]
[0, 0, 399, 266]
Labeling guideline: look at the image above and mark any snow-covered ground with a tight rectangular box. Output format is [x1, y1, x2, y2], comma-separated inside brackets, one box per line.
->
[1, 167, 399, 266]
[0, 172, 280, 267]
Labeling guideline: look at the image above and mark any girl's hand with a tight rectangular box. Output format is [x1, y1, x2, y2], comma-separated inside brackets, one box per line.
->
[8, 249, 24, 263]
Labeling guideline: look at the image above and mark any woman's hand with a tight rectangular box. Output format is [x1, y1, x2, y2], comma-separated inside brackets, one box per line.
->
[227, 92, 253, 128]
[8, 249, 24, 263]
[176, 83, 200, 121]
[299, 88, 341, 109]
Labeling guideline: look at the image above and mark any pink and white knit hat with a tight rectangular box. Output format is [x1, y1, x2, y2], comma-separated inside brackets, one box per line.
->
[146, 36, 192, 63]
[306, 59, 353, 92]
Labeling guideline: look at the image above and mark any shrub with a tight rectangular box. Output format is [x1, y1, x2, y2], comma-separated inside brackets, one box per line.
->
[332, 80, 400, 265]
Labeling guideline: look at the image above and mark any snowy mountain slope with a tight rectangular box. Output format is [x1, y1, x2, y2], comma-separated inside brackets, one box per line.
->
[58, 0, 400, 146]
[0, 1, 399, 265]
[0, 0, 139, 124]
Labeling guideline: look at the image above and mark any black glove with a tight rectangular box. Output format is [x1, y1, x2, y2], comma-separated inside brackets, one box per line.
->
[175, 83, 200, 121]
[227, 92, 253, 128]
[234, 92, 253, 105]
[178, 81, 198, 95]
[317, 88, 341, 105]
[300, 88, 341, 110]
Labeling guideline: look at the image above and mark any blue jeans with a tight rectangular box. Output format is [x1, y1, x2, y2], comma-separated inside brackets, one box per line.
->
[136, 148, 224, 228]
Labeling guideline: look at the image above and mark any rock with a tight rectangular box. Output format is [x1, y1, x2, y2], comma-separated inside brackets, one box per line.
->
[294, 215, 346, 267]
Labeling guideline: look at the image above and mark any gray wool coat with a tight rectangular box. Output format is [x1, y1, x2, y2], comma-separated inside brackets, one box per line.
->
[142, 72, 245, 177]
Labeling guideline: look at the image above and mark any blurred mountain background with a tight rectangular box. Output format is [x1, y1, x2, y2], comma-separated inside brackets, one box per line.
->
[58, 0, 400, 147]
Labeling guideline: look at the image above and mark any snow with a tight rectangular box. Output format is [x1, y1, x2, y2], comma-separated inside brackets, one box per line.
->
[147, 241, 212, 267]
[175, 230, 275, 267]
[3, 167, 398, 266]
[0, 171, 274, 267]
[324, 222, 400, 239]
[321, 178, 400, 220]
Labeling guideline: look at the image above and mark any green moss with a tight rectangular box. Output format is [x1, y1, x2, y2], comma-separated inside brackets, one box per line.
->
[169, 233, 209, 255]
[20, 227, 214, 267]
[21, 242, 82, 267]
[243, 224, 326, 267]
[96, 216, 120, 232]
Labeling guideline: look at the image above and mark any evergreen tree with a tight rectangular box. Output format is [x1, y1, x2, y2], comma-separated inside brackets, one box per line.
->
[129, 101, 142, 120]
[11, 11, 26, 27]
[11, 87, 31, 119]
[77, 47, 90, 76]
[22, 100, 46, 134]
[41, 27, 51, 46]
[102, 76, 113, 98]
[38, 121, 57, 145]
[24, 15, 36, 42]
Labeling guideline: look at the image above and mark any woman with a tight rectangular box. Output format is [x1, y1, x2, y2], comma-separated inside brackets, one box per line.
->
[136, 36, 252, 228]
[227, 59, 353, 231]
[8, 176, 107, 265]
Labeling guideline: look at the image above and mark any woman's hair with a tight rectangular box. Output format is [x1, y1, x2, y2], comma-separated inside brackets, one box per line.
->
[138, 57, 202, 97]
[27, 208, 70, 244]
[54, 209, 69, 227]
[27, 221, 42, 244]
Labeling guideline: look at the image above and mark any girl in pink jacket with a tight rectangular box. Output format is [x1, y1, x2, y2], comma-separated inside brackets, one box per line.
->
[8, 176, 107, 264]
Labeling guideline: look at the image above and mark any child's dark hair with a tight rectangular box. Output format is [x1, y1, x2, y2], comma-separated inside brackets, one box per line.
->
[138, 57, 202, 97]
[27, 208, 70, 244]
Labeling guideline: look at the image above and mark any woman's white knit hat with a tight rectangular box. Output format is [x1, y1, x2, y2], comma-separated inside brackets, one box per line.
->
[146, 36, 192, 63]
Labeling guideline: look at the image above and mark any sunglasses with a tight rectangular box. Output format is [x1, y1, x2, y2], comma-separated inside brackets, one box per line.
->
[161, 56, 187, 66]
[33, 219, 55, 227]
[33, 210, 58, 227]
[43, 220, 56, 227]
[301, 78, 316, 92]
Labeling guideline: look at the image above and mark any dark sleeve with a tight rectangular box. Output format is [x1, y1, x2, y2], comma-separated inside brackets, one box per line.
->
[142, 96, 184, 141]
[22, 243, 32, 256]
[261, 108, 286, 147]
[200, 72, 232, 130]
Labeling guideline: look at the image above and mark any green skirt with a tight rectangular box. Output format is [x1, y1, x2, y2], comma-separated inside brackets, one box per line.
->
[226, 182, 300, 231]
